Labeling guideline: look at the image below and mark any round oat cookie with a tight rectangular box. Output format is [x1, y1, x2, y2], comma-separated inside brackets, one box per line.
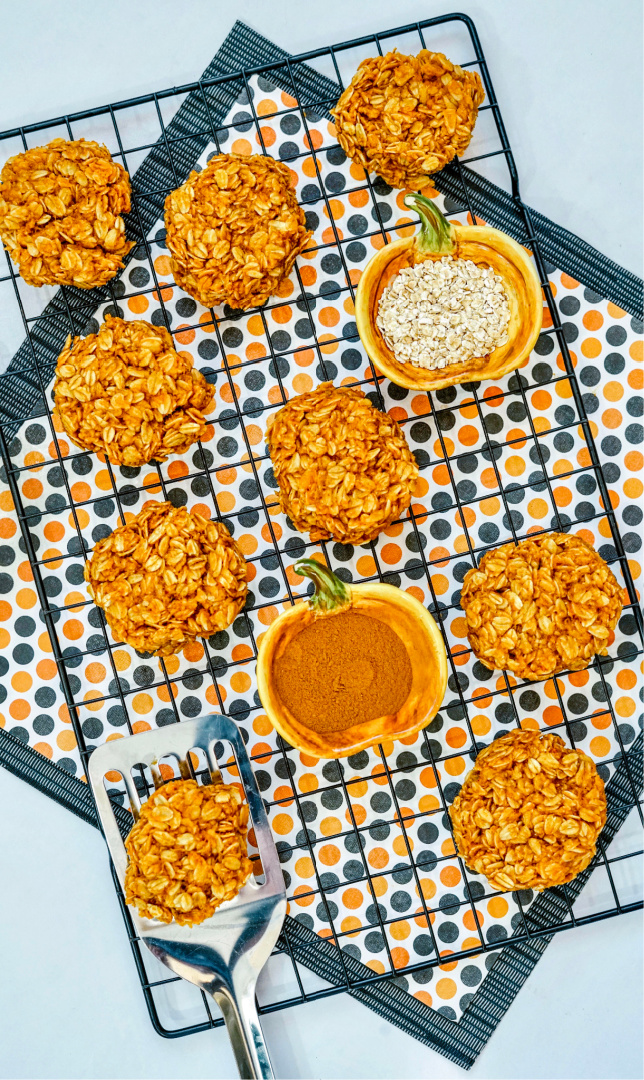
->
[450, 729, 607, 892]
[54, 315, 214, 467]
[85, 501, 247, 656]
[164, 153, 311, 310]
[266, 382, 419, 546]
[125, 779, 253, 926]
[332, 51, 484, 189]
[460, 532, 623, 680]
[0, 138, 133, 288]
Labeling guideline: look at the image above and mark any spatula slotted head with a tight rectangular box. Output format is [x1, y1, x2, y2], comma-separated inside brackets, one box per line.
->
[88, 714, 286, 964]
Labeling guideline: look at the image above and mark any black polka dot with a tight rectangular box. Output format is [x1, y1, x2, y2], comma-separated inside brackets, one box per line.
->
[558, 296, 580, 316]
[325, 172, 346, 194]
[33, 714, 55, 736]
[561, 322, 578, 343]
[278, 141, 299, 161]
[129, 266, 150, 288]
[580, 365, 601, 386]
[533, 331, 555, 356]
[15, 615, 36, 637]
[606, 325, 627, 346]
[280, 113, 301, 135]
[345, 241, 366, 263]
[486, 925, 508, 943]
[437, 921, 459, 943]
[25, 423, 47, 445]
[601, 435, 622, 456]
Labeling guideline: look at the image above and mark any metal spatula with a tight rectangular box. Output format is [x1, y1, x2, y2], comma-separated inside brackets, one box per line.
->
[88, 713, 287, 1080]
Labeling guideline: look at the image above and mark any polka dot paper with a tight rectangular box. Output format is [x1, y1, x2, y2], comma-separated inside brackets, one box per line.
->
[0, 73, 642, 1024]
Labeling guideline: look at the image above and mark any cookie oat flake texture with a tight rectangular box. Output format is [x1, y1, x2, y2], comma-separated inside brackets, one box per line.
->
[54, 315, 214, 466]
[0, 138, 133, 288]
[450, 729, 607, 892]
[125, 779, 253, 926]
[164, 153, 311, 309]
[460, 532, 623, 680]
[84, 501, 248, 656]
[332, 50, 485, 188]
[266, 382, 420, 545]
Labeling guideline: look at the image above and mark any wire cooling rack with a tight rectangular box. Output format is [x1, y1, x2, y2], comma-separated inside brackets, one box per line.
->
[0, 12, 642, 1039]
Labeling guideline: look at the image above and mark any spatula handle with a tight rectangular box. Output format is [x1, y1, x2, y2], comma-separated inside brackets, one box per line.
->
[213, 986, 274, 1080]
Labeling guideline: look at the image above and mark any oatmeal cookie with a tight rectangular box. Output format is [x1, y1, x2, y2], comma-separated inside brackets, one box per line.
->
[0, 138, 133, 288]
[54, 315, 214, 467]
[266, 382, 419, 545]
[125, 779, 253, 926]
[332, 50, 484, 189]
[85, 501, 248, 656]
[450, 729, 607, 892]
[164, 153, 311, 309]
[461, 532, 623, 680]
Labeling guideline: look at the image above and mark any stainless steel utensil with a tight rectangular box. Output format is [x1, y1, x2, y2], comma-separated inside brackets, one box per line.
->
[88, 713, 287, 1080]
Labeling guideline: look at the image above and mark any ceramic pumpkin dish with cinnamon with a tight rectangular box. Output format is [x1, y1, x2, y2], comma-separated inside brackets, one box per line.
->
[256, 559, 448, 759]
[355, 193, 543, 391]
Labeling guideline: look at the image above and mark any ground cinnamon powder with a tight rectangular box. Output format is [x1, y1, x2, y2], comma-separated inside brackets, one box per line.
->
[272, 611, 412, 734]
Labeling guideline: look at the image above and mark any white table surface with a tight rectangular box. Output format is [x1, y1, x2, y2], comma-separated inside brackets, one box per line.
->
[0, 2, 642, 1078]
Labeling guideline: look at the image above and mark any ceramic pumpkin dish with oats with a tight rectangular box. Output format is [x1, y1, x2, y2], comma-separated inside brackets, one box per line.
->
[256, 558, 447, 759]
[355, 193, 543, 391]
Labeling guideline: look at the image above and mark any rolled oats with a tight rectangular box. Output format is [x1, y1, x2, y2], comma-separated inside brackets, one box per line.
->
[450, 729, 607, 892]
[85, 501, 248, 656]
[164, 153, 311, 309]
[461, 532, 623, 680]
[332, 51, 484, 189]
[0, 138, 133, 288]
[266, 382, 419, 545]
[54, 315, 214, 467]
[125, 778, 253, 926]
[377, 256, 510, 369]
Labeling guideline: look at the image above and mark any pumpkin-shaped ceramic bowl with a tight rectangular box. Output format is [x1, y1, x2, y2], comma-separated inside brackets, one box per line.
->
[256, 559, 448, 759]
[355, 194, 543, 391]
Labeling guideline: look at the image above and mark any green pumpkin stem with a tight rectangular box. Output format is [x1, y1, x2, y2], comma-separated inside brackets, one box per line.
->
[403, 193, 455, 255]
[294, 558, 351, 613]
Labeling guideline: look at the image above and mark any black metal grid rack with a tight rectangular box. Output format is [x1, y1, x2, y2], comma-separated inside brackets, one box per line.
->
[0, 13, 642, 1039]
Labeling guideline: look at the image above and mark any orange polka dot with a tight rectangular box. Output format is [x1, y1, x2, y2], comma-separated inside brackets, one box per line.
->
[319, 844, 341, 865]
[368, 847, 389, 869]
[581, 338, 602, 359]
[435, 978, 457, 1000]
[604, 381, 624, 403]
[391, 947, 409, 969]
[505, 455, 525, 477]
[444, 756, 465, 776]
[272, 813, 293, 835]
[471, 714, 491, 736]
[602, 408, 622, 429]
[36, 659, 57, 680]
[463, 909, 483, 931]
[230, 671, 251, 693]
[293, 885, 314, 907]
[258, 126, 276, 148]
[62, 619, 83, 640]
[582, 310, 604, 331]
[44, 521, 65, 542]
[487, 896, 508, 918]
[342, 888, 364, 910]
[590, 736, 611, 757]
[615, 697, 635, 718]
[458, 425, 479, 447]
[16, 588, 36, 609]
[625, 451, 643, 472]
[531, 389, 552, 411]
[231, 138, 252, 156]
[356, 555, 376, 577]
[56, 730, 77, 752]
[22, 478, 43, 500]
[440, 865, 461, 887]
[85, 662, 106, 684]
[128, 294, 149, 314]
